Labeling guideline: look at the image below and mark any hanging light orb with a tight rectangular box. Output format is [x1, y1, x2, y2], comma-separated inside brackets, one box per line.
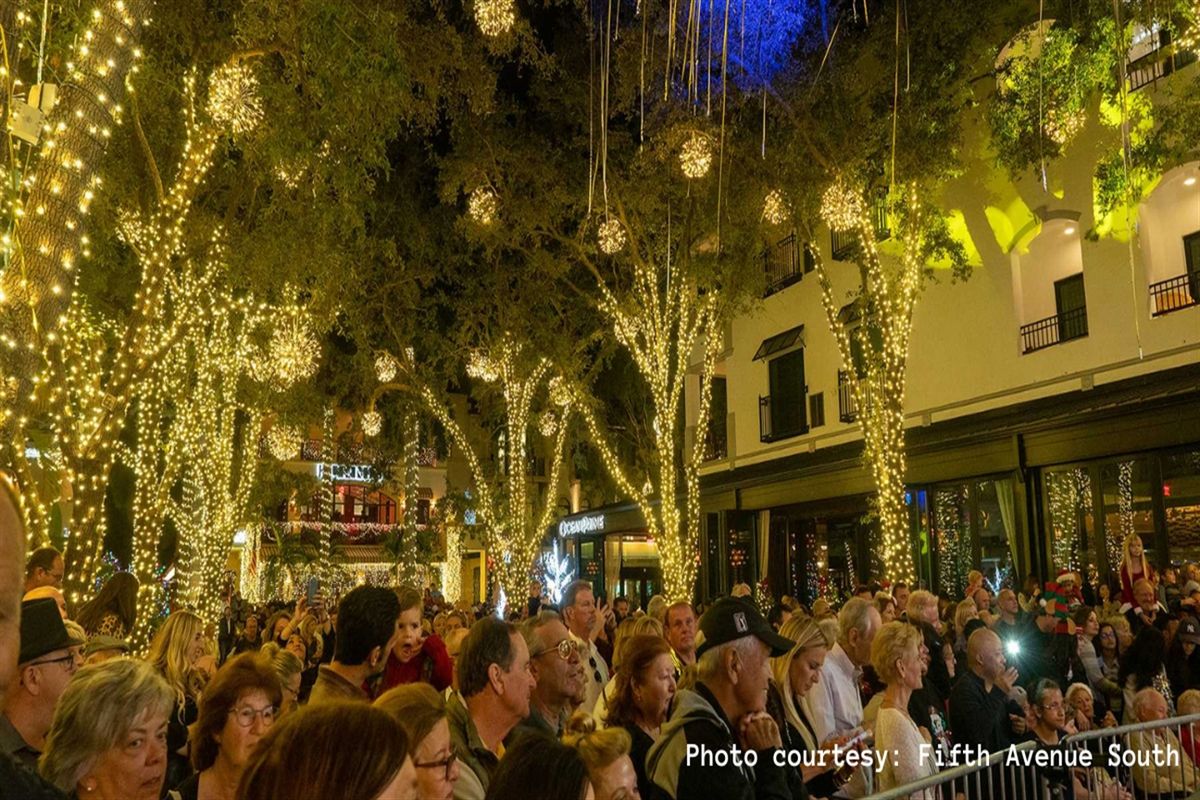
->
[597, 219, 626, 254]
[375, 352, 398, 383]
[466, 351, 499, 382]
[468, 187, 499, 225]
[207, 62, 263, 136]
[361, 410, 382, 437]
[265, 425, 301, 461]
[475, 0, 515, 36]
[547, 376, 572, 408]
[538, 411, 558, 438]
[1044, 106, 1085, 146]
[680, 133, 712, 179]
[820, 177, 865, 232]
[270, 315, 320, 385]
[762, 189, 788, 225]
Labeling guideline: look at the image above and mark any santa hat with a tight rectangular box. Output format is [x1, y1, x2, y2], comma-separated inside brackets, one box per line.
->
[1056, 568, 1078, 585]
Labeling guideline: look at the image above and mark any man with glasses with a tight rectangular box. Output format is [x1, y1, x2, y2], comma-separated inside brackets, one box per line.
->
[562, 580, 611, 713]
[23, 547, 64, 594]
[509, 611, 583, 741]
[1, 598, 82, 771]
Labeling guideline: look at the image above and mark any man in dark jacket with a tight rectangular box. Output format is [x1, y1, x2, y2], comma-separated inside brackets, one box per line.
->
[647, 598, 794, 800]
[950, 628, 1027, 754]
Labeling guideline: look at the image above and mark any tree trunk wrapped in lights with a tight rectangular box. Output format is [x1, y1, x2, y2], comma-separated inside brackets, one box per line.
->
[0, 0, 150, 424]
[399, 338, 571, 612]
[810, 183, 958, 586]
[567, 207, 724, 603]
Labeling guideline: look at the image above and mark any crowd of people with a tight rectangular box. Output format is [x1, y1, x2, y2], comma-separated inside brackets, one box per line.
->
[4, 482, 1200, 800]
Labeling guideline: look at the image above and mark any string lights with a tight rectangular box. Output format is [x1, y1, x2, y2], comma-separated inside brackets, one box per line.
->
[206, 62, 263, 136]
[375, 351, 398, 383]
[811, 182, 923, 585]
[475, 0, 516, 36]
[598, 219, 626, 254]
[468, 186, 499, 224]
[361, 409, 382, 437]
[679, 132, 713, 178]
[266, 424, 301, 460]
[762, 189, 788, 225]
[269, 306, 320, 385]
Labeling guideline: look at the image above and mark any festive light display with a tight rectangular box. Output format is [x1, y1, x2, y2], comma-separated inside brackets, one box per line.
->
[541, 538, 572, 604]
[538, 411, 558, 438]
[820, 177, 866, 232]
[361, 410, 382, 437]
[475, 0, 516, 36]
[598, 219, 626, 254]
[269, 306, 321, 385]
[762, 189, 788, 225]
[406, 336, 572, 604]
[812, 183, 925, 585]
[266, 424, 301, 461]
[468, 186, 499, 224]
[375, 351, 398, 383]
[679, 133, 713, 178]
[206, 62, 263, 136]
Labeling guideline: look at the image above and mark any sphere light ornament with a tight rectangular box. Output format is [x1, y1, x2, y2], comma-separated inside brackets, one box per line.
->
[361, 410, 382, 437]
[475, 0, 516, 36]
[538, 411, 558, 438]
[598, 219, 626, 254]
[207, 62, 263, 136]
[270, 315, 320, 386]
[762, 189, 788, 225]
[375, 352, 398, 383]
[266, 424, 301, 461]
[820, 177, 866, 233]
[547, 376, 572, 408]
[466, 351, 499, 383]
[468, 186, 499, 225]
[680, 132, 713, 179]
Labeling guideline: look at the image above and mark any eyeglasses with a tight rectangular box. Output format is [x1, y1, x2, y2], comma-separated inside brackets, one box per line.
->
[414, 747, 458, 781]
[588, 654, 602, 684]
[27, 653, 80, 675]
[532, 639, 579, 661]
[229, 705, 277, 728]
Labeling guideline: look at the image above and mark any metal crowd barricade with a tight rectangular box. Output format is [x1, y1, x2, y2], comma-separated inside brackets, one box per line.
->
[864, 712, 1200, 800]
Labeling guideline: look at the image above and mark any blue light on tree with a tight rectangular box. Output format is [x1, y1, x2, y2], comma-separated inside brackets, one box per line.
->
[694, 0, 811, 92]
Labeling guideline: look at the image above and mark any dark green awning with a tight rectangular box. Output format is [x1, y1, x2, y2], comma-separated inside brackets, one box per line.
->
[753, 325, 803, 361]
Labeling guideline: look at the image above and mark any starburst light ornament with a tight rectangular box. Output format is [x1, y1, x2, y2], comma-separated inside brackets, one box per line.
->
[270, 315, 320, 385]
[598, 219, 626, 254]
[820, 178, 866, 232]
[375, 352, 398, 383]
[361, 410, 382, 437]
[466, 351, 499, 382]
[468, 187, 499, 225]
[763, 189, 788, 225]
[207, 62, 263, 136]
[475, 0, 516, 36]
[680, 133, 713, 179]
[265, 425, 301, 461]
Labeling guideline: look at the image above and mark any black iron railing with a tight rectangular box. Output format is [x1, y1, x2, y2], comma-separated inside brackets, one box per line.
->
[1127, 27, 1198, 91]
[837, 370, 858, 423]
[759, 394, 806, 443]
[1019, 305, 1089, 353]
[763, 233, 801, 296]
[703, 422, 728, 461]
[830, 196, 890, 261]
[1150, 271, 1200, 316]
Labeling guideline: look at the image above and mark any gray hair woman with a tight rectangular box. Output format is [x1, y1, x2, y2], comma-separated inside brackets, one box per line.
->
[40, 658, 174, 800]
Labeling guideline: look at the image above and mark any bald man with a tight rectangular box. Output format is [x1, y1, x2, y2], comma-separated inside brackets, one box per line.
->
[21, 588, 67, 620]
[0, 476, 69, 798]
[949, 628, 1026, 755]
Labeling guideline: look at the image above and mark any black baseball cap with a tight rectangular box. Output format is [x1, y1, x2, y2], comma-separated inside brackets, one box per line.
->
[1180, 616, 1200, 645]
[696, 597, 794, 658]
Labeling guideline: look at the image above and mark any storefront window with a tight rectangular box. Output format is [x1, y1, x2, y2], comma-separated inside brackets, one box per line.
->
[976, 479, 1017, 591]
[1045, 468, 1095, 581]
[1164, 449, 1200, 566]
[705, 513, 721, 600]
[932, 483, 972, 598]
[728, 523, 755, 589]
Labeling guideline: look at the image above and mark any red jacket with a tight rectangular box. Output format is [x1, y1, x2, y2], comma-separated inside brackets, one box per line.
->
[378, 634, 453, 695]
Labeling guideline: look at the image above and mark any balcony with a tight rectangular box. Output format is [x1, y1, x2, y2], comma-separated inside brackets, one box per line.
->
[763, 234, 813, 297]
[1019, 306, 1089, 354]
[759, 394, 807, 443]
[1127, 27, 1197, 92]
[837, 370, 858, 423]
[1150, 272, 1199, 316]
[703, 424, 728, 461]
[831, 196, 890, 261]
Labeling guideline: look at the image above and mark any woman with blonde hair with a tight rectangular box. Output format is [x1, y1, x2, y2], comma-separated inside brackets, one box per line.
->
[260, 642, 304, 717]
[766, 616, 846, 798]
[1119, 533, 1157, 605]
[146, 610, 208, 790]
[563, 713, 638, 800]
[952, 599, 978, 662]
[871, 622, 935, 796]
[593, 615, 665, 722]
[375, 683, 459, 800]
[40, 658, 174, 800]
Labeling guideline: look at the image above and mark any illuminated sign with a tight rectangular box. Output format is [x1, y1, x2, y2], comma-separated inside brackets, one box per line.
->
[558, 515, 606, 538]
[314, 463, 378, 483]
